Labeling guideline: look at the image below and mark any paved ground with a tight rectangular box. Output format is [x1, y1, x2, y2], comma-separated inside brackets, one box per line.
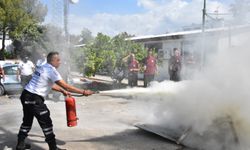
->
[0, 73, 193, 150]
[0, 92, 186, 150]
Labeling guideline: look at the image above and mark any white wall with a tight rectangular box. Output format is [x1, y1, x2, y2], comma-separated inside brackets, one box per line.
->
[0, 39, 12, 50]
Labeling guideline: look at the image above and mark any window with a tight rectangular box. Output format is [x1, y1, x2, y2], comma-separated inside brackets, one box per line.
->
[3, 65, 18, 75]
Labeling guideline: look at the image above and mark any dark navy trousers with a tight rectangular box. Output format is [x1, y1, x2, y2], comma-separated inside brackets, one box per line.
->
[17, 90, 56, 143]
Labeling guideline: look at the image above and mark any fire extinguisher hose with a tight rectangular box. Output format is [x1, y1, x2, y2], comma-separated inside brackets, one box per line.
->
[69, 91, 99, 97]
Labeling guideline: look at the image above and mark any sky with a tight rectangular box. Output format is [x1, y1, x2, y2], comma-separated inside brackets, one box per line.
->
[41, 0, 235, 36]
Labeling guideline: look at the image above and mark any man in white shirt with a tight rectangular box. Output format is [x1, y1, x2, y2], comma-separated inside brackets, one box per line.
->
[18, 57, 35, 88]
[16, 52, 95, 150]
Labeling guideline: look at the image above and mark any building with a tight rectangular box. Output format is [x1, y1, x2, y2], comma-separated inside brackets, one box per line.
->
[0, 34, 13, 51]
[127, 25, 250, 80]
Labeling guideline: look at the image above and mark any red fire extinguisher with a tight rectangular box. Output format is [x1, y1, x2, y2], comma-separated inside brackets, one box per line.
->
[65, 96, 78, 127]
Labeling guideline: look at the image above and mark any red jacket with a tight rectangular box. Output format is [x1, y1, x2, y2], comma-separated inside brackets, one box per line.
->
[0, 67, 4, 76]
[128, 59, 139, 72]
[144, 56, 157, 75]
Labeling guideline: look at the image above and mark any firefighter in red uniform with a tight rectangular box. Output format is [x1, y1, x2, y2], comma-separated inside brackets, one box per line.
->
[143, 49, 157, 87]
[128, 53, 139, 87]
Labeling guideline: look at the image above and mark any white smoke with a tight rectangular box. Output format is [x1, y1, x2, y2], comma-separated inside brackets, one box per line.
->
[128, 26, 250, 149]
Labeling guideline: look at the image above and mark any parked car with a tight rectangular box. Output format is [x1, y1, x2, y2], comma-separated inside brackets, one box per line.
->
[0, 64, 22, 95]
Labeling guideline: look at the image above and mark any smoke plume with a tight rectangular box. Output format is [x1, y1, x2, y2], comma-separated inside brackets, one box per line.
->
[129, 26, 250, 150]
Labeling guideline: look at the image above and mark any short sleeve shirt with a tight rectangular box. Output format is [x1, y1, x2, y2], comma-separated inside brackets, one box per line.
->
[25, 63, 62, 97]
[19, 60, 35, 76]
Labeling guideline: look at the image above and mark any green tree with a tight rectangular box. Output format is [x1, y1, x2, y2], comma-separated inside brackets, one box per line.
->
[83, 33, 113, 76]
[80, 28, 94, 44]
[75, 32, 145, 77]
[0, 0, 47, 59]
[111, 32, 146, 69]
[69, 34, 81, 45]
[36, 25, 65, 52]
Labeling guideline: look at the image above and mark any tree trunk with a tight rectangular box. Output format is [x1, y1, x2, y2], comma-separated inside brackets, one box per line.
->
[0, 28, 6, 60]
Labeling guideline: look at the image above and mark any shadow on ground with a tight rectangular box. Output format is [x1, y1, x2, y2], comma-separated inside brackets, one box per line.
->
[0, 127, 65, 150]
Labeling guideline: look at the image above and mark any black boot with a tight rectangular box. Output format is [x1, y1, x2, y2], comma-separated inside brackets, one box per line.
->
[16, 139, 31, 150]
[48, 140, 66, 150]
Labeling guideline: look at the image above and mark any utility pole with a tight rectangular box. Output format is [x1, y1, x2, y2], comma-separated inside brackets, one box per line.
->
[201, 0, 206, 68]
[64, 0, 69, 44]
[64, 0, 79, 42]
[63, 0, 79, 82]
[202, 0, 206, 32]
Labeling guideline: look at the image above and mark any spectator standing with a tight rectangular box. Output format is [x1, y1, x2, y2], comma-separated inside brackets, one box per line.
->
[0, 64, 5, 82]
[127, 53, 140, 87]
[111, 51, 131, 84]
[168, 48, 182, 81]
[18, 56, 35, 88]
[143, 49, 157, 87]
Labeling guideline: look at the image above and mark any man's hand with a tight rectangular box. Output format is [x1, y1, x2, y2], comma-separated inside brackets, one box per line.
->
[61, 89, 71, 97]
[83, 90, 95, 96]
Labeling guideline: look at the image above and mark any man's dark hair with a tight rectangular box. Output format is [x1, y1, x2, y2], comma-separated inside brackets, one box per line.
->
[173, 48, 178, 51]
[47, 51, 59, 63]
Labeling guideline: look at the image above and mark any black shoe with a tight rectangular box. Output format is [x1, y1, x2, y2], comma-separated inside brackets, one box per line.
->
[56, 147, 66, 150]
[49, 146, 66, 150]
[16, 141, 31, 150]
[48, 141, 66, 150]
